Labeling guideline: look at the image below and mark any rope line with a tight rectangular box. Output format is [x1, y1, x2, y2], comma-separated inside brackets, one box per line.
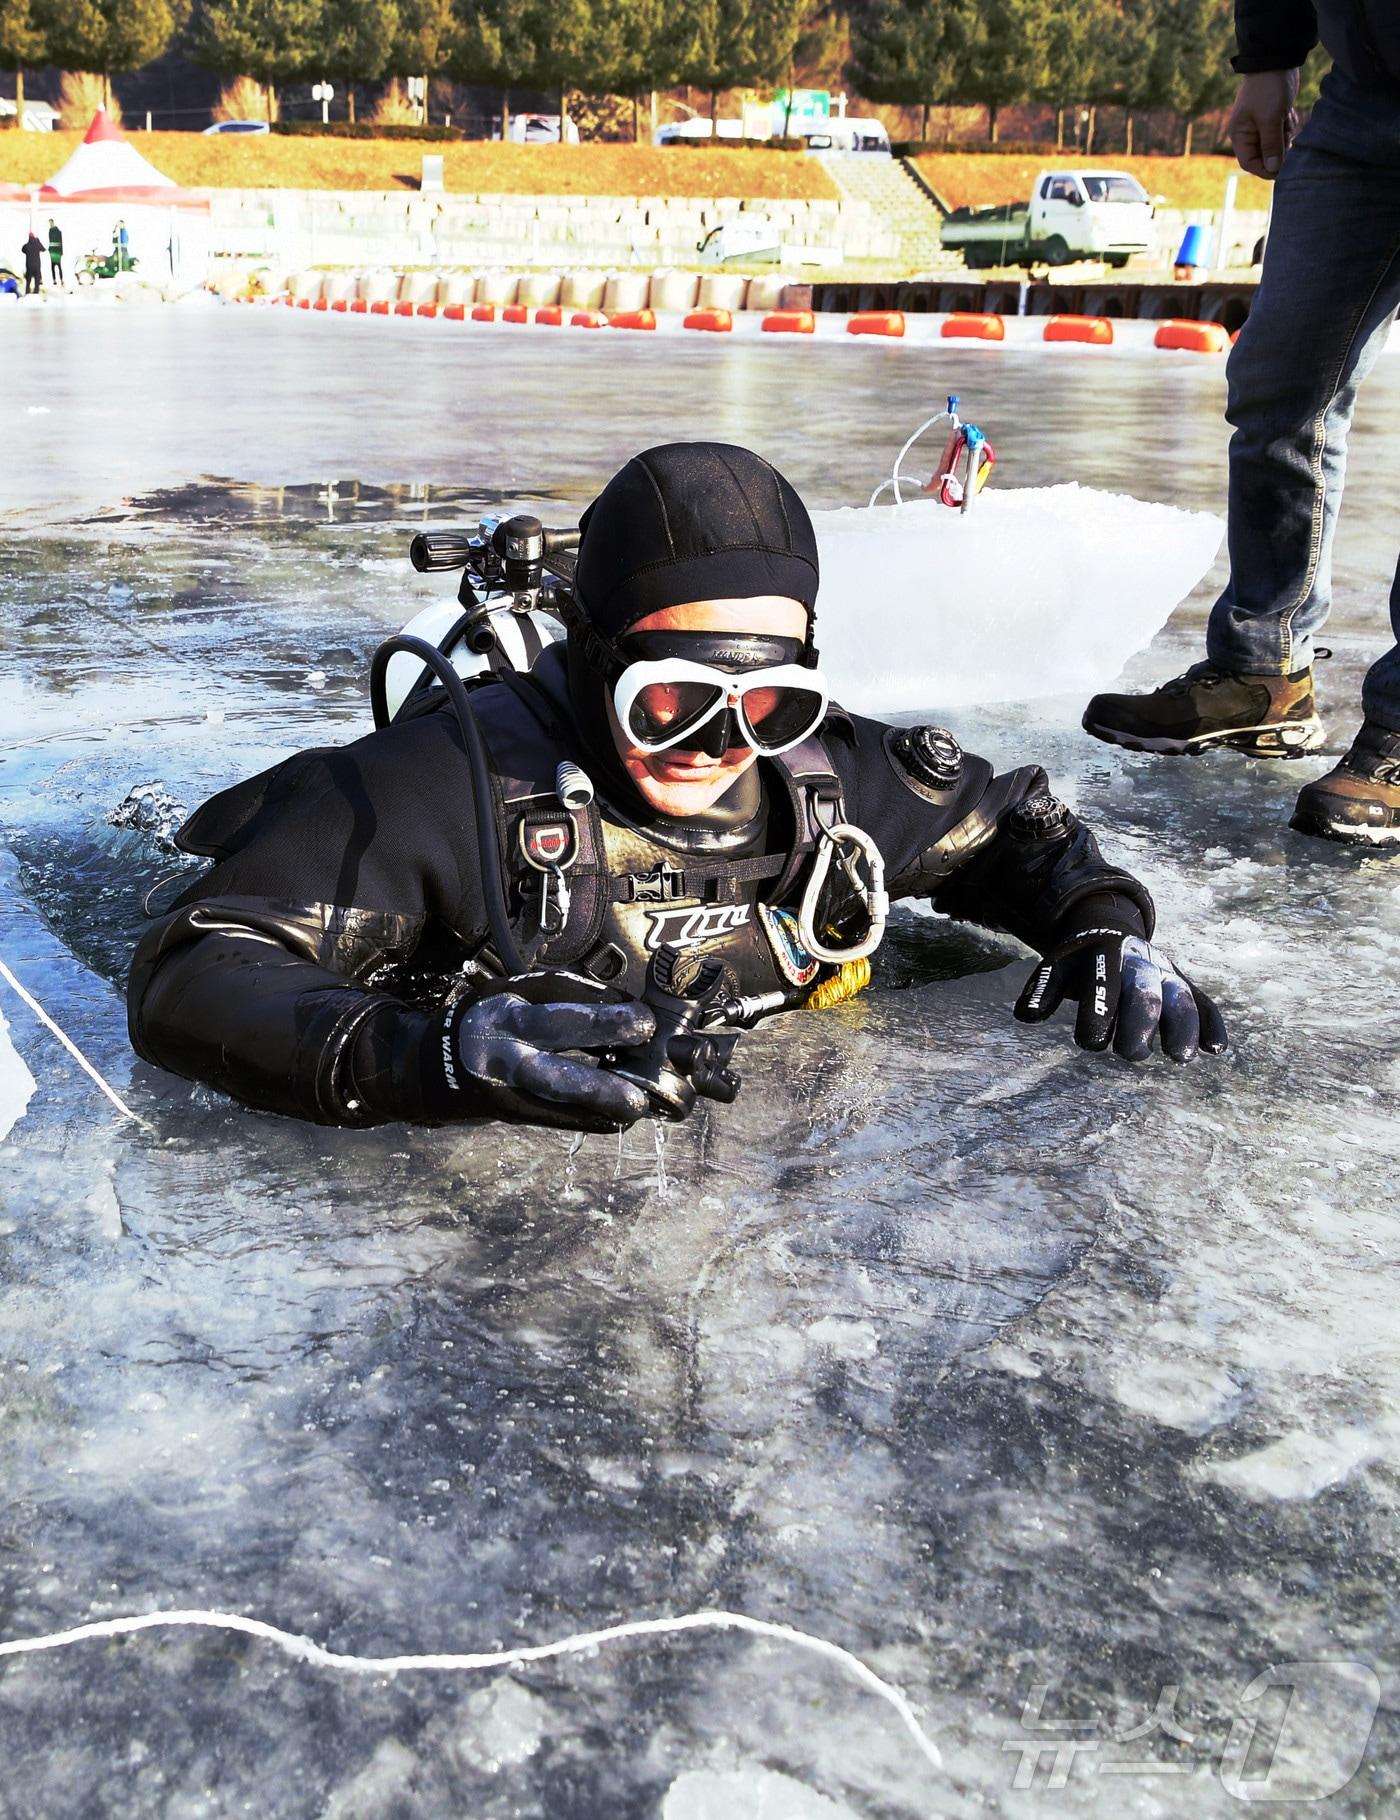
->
[0, 1606, 941, 1772]
[0, 958, 153, 1133]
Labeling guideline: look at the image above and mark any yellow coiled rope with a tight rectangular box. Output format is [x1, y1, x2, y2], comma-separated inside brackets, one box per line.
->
[803, 956, 872, 1010]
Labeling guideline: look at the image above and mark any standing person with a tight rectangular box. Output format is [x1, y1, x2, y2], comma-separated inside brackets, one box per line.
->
[113, 219, 130, 270]
[22, 231, 43, 294]
[47, 218, 63, 287]
[1083, 2, 1400, 849]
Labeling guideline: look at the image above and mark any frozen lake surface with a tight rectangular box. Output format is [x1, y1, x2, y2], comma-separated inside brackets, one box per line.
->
[0, 311, 1397, 1817]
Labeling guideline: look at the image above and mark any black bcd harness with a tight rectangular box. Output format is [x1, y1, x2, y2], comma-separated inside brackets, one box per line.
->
[463, 659, 855, 999]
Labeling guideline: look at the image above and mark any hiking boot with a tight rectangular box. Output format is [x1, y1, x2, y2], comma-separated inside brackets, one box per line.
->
[1083, 661, 1325, 758]
[1291, 720, 1400, 848]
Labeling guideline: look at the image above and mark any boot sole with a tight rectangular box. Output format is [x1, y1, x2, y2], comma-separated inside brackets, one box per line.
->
[1082, 716, 1325, 760]
[1289, 809, 1400, 848]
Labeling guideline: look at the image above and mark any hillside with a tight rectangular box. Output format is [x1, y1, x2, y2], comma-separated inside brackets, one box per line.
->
[0, 133, 839, 198]
[913, 150, 1271, 212]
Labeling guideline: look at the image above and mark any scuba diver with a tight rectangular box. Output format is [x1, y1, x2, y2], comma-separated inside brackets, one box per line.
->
[128, 443, 1227, 1131]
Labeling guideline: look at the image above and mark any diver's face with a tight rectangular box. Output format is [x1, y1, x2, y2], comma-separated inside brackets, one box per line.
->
[608, 596, 809, 818]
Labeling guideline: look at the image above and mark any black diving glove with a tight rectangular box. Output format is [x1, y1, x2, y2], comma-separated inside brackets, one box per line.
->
[1014, 915, 1228, 1064]
[445, 976, 657, 1131]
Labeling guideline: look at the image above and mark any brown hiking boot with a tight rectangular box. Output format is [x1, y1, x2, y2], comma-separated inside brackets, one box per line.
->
[1291, 721, 1400, 848]
[1083, 661, 1325, 758]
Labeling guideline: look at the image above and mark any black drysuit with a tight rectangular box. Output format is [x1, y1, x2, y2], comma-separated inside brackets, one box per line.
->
[1234, 0, 1400, 91]
[128, 654, 1154, 1127]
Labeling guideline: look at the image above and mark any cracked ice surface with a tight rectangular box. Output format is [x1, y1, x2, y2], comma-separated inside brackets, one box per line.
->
[0, 312, 1396, 1818]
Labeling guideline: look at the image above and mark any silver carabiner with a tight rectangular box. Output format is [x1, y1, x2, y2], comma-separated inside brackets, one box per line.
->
[797, 822, 888, 965]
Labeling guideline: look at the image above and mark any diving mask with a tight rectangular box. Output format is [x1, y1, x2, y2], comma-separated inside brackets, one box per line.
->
[613, 632, 830, 759]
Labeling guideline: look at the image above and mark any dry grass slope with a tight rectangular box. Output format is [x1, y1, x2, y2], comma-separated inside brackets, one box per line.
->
[913, 151, 1273, 212]
[0, 134, 840, 199]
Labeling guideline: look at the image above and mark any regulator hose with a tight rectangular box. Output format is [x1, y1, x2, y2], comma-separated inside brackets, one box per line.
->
[368, 634, 528, 977]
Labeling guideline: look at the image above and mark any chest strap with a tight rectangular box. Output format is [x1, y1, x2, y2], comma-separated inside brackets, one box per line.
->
[609, 852, 788, 905]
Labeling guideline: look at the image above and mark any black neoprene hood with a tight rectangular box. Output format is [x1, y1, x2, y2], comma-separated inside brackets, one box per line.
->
[573, 442, 820, 637]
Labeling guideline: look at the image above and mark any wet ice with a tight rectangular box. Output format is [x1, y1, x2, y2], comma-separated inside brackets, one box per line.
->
[0, 313, 1397, 1819]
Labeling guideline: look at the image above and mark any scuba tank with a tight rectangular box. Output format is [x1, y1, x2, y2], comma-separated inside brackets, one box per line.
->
[376, 513, 572, 725]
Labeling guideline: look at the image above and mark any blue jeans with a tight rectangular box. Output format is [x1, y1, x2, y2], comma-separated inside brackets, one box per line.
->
[1207, 70, 1400, 730]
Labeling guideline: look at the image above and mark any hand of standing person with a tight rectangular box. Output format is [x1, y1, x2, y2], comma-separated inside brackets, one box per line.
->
[1228, 68, 1301, 178]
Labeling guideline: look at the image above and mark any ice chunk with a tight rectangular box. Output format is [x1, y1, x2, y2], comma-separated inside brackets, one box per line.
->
[0, 1005, 37, 1144]
[664, 1768, 862, 1819]
[107, 783, 190, 855]
[810, 485, 1223, 710]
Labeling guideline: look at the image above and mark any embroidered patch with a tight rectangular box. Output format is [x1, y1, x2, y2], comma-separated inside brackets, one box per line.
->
[757, 903, 820, 987]
[643, 902, 752, 952]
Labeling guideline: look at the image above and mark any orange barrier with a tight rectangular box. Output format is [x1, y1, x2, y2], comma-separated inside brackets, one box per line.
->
[608, 308, 656, 331]
[394, 300, 416, 316]
[534, 305, 563, 326]
[571, 310, 607, 328]
[761, 310, 816, 335]
[370, 300, 390, 315]
[350, 298, 368, 314]
[684, 308, 733, 333]
[941, 313, 1005, 341]
[312, 297, 329, 312]
[330, 298, 349, 313]
[1154, 319, 1230, 354]
[296, 297, 312, 310]
[502, 304, 528, 324]
[442, 303, 466, 321]
[1044, 314, 1114, 346]
[847, 310, 905, 338]
[416, 302, 437, 318]
[471, 303, 496, 323]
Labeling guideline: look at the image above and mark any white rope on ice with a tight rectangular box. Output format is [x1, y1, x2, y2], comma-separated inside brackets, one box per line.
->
[0, 1606, 942, 1772]
[0, 958, 154, 1134]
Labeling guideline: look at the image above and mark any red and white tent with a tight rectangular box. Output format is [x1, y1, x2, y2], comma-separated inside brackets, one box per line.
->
[2, 110, 211, 290]
[41, 109, 206, 206]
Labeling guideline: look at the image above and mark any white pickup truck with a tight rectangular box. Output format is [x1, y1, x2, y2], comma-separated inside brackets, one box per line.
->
[940, 169, 1156, 269]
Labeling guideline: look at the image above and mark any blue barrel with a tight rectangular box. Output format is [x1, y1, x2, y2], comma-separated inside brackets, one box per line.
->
[1175, 223, 1209, 268]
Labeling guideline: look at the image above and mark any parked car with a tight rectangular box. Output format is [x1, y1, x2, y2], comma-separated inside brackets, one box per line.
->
[794, 116, 891, 154]
[0, 98, 58, 130]
[940, 168, 1155, 269]
[202, 119, 271, 135]
[506, 113, 580, 145]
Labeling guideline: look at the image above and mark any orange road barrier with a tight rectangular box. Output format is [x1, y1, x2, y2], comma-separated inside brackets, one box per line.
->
[608, 308, 657, 331]
[571, 310, 608, 328]
[416, 302, 437, 318]
[534, 306, 564, 326]
[761, 310, 816, 334]
[370, 300, 390, 315]
[847, 310, 905, 338]
[350, 298, 368, 314]
[394, 300, 416, 316]
[442, 303, 466, 321]
[941, 313, 1005, 341]
[329, 298, 349, 313]
[502, 304, 529, 324]
[471, 303, 496, 322]
[1043, 314, 1114, 345]
[1154, 319, 1230, 354]
[684, 308, 733, 333]
[296, 297, 312, 310]
[312, 297, 329, 311]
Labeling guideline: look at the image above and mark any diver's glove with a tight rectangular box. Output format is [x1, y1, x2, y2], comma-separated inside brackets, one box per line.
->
[1014, 909, 1227, 1064]
[445, 975, 656, 1131]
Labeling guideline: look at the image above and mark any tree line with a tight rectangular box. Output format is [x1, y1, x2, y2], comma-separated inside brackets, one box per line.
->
[1, 0, 1292, 152]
